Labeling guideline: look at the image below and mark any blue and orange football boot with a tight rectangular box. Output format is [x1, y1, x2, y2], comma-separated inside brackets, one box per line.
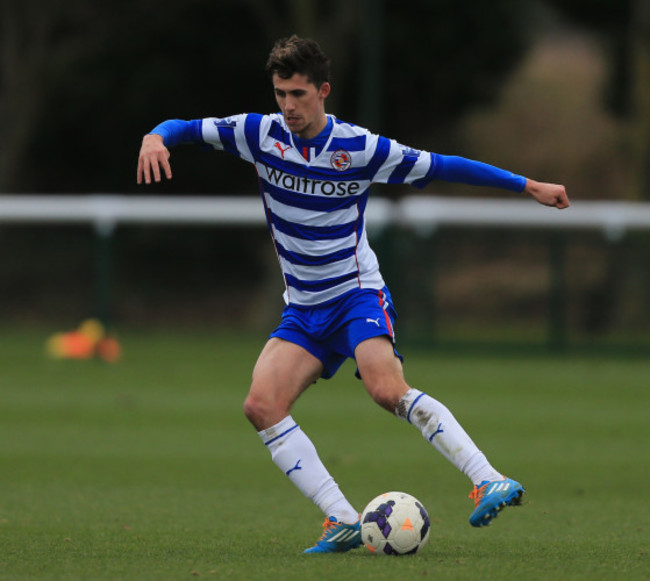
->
[469, 477, 525, 527]
[303, 516, 362, 553]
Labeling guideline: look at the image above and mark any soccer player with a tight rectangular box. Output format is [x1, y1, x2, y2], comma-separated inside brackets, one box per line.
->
[137, 35, 570, 553]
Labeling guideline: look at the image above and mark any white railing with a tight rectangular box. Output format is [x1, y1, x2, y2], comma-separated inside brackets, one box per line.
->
[3, 194, 649, 348]
[2, 194, 650, 239]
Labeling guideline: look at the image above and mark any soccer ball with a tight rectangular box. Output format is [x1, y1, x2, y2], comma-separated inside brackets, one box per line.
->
[360, 491, 430, 555]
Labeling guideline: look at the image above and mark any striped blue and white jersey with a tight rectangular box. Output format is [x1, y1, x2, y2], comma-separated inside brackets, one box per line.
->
[200, 113, 440, 307]
[153, 112, 526, 307]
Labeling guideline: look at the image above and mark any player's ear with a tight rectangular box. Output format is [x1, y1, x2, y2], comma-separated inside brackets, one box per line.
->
[319, 82, 331, 99]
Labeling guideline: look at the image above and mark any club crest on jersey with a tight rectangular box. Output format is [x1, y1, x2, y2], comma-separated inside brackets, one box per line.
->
[330, 149, 352, 172]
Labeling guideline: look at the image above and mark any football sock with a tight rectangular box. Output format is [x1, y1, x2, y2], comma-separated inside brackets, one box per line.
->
[258, 415, 359, 523]
[395, 388, 502, 486]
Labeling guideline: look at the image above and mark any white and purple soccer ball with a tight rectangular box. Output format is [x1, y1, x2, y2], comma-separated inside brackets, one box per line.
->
[360, 491, 430, 555]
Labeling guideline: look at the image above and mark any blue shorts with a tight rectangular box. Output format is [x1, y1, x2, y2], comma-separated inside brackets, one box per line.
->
[269, 286, 402, 379]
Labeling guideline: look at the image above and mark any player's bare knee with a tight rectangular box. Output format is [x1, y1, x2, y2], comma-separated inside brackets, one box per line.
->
[366, 381, 405, 412]
[243, 391, 290, 429]
[243, 393, 271, 426]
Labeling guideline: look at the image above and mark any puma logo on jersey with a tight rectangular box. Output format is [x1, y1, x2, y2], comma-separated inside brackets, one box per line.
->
[366, 318, 380, 327]
[274, 142, 291, 159]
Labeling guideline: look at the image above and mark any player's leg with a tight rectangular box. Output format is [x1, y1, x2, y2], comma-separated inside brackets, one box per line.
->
[355, 336, 524, 526]
[355, 336, 498, 478]
[243, 338, 361, 552]
[244, 337, 321, 430]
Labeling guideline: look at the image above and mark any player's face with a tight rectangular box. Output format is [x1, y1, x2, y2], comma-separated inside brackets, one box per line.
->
[273, 73, 330, 140]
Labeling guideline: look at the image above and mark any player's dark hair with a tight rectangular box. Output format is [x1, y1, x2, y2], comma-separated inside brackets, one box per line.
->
[265, 35, 330, 88]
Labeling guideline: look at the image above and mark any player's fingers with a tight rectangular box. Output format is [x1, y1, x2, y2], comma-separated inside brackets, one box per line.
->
[150, 157, 162, 183]
[137, 156, 152, 185]
[555, 188, 570, 209]
[136, 156, 148, 184]
[137, 140, 171, 185]
[160, 155, 173, 180]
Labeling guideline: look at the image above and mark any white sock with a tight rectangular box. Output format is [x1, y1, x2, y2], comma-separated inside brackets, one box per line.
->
[395, 388, 502, 485]
[258, 416, 358, 523]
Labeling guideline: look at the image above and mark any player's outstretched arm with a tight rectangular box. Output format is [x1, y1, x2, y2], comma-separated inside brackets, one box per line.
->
[428, 154, 570, 209]
[137, 133, 172, 185]
[524, 179, 570, 209]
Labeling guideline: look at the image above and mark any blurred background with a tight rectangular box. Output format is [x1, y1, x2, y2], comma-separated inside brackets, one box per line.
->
[1, 0, 649, 350]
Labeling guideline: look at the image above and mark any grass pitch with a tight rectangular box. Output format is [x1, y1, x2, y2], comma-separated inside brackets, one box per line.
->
[1, 328, 648, 580]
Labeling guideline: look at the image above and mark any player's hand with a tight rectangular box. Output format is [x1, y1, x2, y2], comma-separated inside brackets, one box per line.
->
[137, 134, 172, 184]
[524, 179, 570, 209]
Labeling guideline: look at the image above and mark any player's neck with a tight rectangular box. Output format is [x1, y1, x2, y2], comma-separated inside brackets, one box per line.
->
[296, 113, 329, 141]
